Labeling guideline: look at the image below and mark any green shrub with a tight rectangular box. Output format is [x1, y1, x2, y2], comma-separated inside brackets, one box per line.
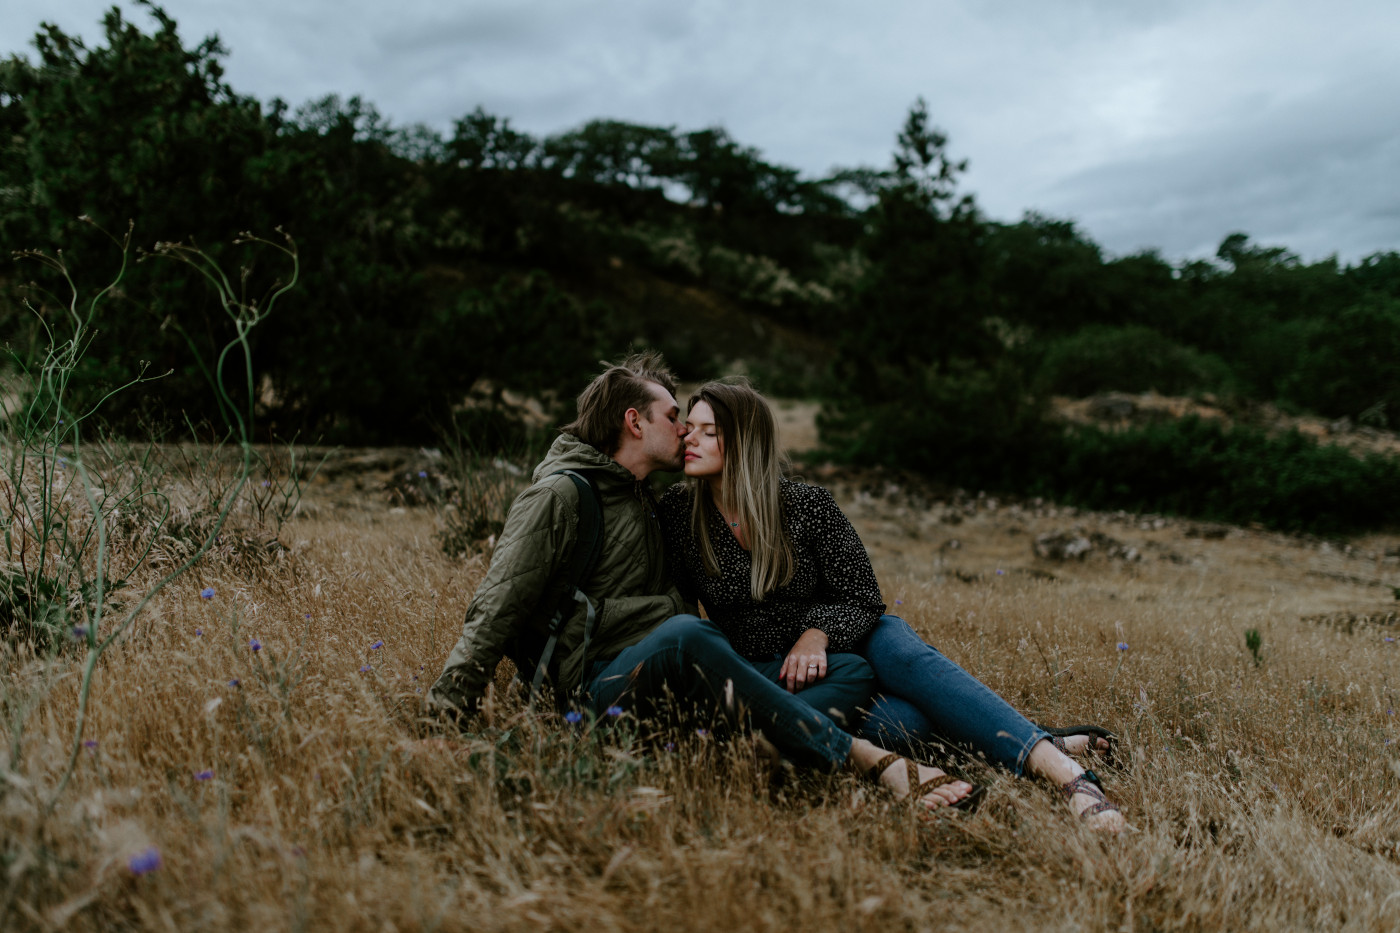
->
[818, 358, 1051, 490]
[1033, 324, 1233, 397]
[821, 375, 1400, 535]
[1033, 417, 1400, 535]
[1279, 296, 1400, 426]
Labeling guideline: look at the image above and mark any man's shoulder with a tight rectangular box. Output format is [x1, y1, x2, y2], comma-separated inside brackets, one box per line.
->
[495, 473, 589, 544]
[517, 471, 584, 506]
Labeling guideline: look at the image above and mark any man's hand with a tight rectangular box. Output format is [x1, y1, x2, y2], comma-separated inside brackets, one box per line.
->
[779, 628, 829, 693]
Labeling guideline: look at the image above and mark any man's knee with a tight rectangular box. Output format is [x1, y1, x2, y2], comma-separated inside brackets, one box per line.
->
[644, 613, 722, 656]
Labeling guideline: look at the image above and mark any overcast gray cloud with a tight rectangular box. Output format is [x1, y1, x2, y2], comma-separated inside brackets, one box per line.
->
[4, 0, 1398, 262]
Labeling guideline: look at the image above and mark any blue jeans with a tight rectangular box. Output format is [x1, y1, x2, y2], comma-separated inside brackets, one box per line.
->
[584, 615, 872, 770]
[854, 615, 1049, 775]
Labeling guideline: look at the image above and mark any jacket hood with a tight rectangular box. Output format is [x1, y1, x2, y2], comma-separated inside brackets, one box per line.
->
[532, 434, 637, 489]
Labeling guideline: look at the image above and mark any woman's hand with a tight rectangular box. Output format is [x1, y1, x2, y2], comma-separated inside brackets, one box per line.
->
[780, 628, 830, 693]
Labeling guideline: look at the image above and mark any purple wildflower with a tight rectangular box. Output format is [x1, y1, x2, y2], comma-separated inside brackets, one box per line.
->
[1117, 642, 1129, 651]
[895, 599, 903, 605]
[996, 569, 1005, 575]
[249, 638, 262, 652]
[228, 679, 240, 687]
[695, 728, 708, 738]
[83, 739, 98, 749]
[606, 705, 624, 718]
[71, 626, 88, 639]
[359, 664, 371, 673]
[195, 629, 203, 636]
[564, 711, 583, 724]
[418, 470, 428, 479]
[1387, 638, 1396, 644]
[195, 770, 214, 781]
[664, 742, 676, 752]
[200, 587, 215, 599]
[370, 640, 384, 650]
[127, 846, 162, 876]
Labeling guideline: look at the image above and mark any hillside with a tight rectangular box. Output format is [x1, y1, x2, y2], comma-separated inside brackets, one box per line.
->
[6, 446, 1400, 930]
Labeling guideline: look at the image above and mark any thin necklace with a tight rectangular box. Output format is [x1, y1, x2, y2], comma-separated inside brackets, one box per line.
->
[715, 498, 739, 527]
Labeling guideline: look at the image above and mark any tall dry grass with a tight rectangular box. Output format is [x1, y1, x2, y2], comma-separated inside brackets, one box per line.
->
[4, 471, 1400, 931]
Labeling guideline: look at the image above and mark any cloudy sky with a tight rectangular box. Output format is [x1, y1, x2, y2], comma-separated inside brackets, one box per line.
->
[5, 0, 1398, 263]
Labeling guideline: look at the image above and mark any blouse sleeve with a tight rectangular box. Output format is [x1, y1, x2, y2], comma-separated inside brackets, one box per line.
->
[794, 485, 884, 652]
[657, 484, 702, 615]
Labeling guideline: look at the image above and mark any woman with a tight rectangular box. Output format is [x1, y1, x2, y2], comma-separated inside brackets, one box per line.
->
[658, 378, 1123, 831]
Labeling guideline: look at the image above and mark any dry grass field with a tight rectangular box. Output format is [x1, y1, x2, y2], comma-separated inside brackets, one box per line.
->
[4, 443, 1400, 932]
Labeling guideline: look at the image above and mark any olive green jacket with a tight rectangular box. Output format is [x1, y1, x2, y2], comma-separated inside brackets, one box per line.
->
[425, 434, 685, 720]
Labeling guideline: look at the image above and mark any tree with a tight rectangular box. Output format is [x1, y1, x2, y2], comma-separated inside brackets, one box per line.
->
[839, 98, 991, 382]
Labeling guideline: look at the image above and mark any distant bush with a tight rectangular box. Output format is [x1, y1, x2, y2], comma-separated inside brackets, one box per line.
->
[822, 386, 1400, 535]
[819, 359, 1051, 491]
[1035, 417, 1400, 535]
[1279, 296, 1400, 427]
[1033, 325, 1233, 397]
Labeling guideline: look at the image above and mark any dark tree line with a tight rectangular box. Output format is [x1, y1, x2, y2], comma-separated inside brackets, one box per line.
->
[3, 5, 1399, 530]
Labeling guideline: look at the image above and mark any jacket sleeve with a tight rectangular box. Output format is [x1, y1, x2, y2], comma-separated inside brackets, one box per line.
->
[656, 485, 702, 615]
[795, 486, 885, 653]
[425, 480, 574, 722]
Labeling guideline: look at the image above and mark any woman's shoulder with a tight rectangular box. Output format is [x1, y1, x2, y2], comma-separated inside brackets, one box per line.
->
[778, 478, 844, 527]
[657, 481, 694, 516]
[779, 477, 837, 507]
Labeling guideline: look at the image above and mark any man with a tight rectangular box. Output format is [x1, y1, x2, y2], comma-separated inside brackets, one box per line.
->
[426, 351, 973, 805]
[426, 350, 875, 764]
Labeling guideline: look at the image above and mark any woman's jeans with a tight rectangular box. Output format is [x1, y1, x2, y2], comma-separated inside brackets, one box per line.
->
[854, 615, 1049, 775]
[584, 615, 872, 770]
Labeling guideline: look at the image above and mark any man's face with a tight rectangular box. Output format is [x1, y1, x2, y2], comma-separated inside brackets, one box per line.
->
[637, 381, 686, 474]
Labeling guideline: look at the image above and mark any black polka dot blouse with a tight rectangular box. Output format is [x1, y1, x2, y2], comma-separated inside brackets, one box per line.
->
[657, 479, 885, 660]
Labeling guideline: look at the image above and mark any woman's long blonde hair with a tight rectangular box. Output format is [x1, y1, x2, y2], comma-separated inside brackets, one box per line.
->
[687, 378, 795, 600]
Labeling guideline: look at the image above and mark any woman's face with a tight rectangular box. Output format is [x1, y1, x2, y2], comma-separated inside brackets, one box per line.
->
[683, 400, 725, 480]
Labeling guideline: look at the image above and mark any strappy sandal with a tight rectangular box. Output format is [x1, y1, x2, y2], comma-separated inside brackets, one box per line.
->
[1061, 770, 1120, 826]
[867, 753, 985, 813]
[1038, 723, 1117, 764]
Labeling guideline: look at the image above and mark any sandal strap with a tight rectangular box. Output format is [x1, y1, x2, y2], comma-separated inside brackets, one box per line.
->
[866, 752, 902, 784]
[916, 773, 957, 797]
[1039, 723, 1117, 741]
[868, 754, 977, 810]
[1061, 773, 1121, 820]
[1080, 800, 1120, 819]
[1061, 773, 1107, 804]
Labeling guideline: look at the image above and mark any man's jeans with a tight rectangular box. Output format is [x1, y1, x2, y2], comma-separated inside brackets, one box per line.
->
[854, 615, 1049, 775]
[584, 615, 871, 769]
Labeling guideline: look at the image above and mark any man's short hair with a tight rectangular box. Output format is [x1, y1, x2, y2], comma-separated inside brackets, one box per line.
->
[562, 350, 677, 455]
